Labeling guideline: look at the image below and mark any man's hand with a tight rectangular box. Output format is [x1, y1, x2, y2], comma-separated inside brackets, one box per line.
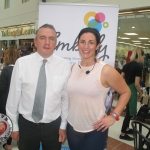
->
[11, 131, 19, 141]
[58, 129, 66, 142]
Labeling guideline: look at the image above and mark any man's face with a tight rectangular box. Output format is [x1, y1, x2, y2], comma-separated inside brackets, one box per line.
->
[34, 27, 57, 58]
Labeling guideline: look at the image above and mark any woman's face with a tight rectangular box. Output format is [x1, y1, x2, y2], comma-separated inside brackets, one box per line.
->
[78, 32, 99, 60]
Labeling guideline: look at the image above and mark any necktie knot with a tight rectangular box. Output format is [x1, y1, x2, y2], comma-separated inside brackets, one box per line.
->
[43, 59, 47, 64]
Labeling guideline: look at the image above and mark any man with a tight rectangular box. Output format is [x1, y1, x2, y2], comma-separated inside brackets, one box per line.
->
[6, 24, 70, 150]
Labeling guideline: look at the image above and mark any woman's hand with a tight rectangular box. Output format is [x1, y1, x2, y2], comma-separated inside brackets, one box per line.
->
[93, 115, 116, 132]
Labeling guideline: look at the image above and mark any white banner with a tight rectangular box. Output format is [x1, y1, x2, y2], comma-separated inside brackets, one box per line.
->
[38, 3, 119, 66]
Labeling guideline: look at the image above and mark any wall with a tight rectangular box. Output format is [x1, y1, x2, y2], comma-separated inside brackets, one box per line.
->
[0, 0, 40, 28]
[49, 0, 150, 9]
[0, 0, 150, 28]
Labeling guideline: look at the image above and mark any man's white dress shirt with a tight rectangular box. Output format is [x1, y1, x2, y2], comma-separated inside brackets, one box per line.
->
[6, 52, 70, 131]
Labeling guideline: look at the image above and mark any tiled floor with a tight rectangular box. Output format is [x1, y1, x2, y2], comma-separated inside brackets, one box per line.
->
[0, 97, 150, 150]
[0, 136, 134, 150]
[107, 137, 134, 150]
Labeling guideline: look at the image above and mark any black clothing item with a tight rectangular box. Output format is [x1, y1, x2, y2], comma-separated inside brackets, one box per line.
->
[18, 115, 61, 150]
[0, 66, 13, 146]
[122, 61, 142, 85]
[121, 104, 133, 133]
[0, 66, 14, 111]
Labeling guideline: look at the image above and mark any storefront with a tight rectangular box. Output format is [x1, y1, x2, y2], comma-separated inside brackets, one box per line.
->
[0, 23, 36, 59]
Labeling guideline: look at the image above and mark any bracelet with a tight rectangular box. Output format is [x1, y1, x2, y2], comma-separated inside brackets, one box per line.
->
[110, 111, 120, 121]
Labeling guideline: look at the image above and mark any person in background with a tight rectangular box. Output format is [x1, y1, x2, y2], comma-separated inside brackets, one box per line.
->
[30, 46, 37, 54]
[0, 48, 8, 71]
[66, 27, 131, 150]
[0, 46, 20, 150]
[6, 24, 70, 150]
[119, 47, 144, 141]
[115, 60, 122, 74]
[17, 45, 23, 56]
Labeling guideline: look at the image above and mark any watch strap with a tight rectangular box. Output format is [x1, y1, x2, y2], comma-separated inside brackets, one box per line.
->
[110, 111, 120, 121]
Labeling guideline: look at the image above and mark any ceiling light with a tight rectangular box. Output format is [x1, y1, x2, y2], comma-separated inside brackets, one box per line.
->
[138, 37, 149, 39]
[117, 42, 145, 48]
[132, 41, 141, 42]
[138, 10, 150, 12]
[144, 44, 150, 45]
[132, 26, 135, 28]
[118, 42, 125, 43]
[148, 41, 150, 42]
[134, 43, 142, 44]
[119, 12, 132, 14]
[124, 33, 137, 35]
[120, 37, 131, 39]
[125, 43, 130, 45]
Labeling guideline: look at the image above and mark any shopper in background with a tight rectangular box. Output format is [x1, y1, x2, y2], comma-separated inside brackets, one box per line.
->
[0, 48, 8, 71]
[30, 45, 37, 54]
[67, 27, 131, 150]
[115, 60, 122, 74]
[6, 24, 70, 150]
[0, 46, 20, 150]
[17, 45, 23, 56]
[119, 47, 144, 141]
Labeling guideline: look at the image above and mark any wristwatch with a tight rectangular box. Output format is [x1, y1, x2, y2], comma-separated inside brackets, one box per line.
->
[110, 111, 120, 121]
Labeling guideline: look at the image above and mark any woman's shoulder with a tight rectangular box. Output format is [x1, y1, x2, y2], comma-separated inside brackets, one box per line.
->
[1, 66, 13, 75]
[98, 61, 114, 75]
[96, 59, 107, 66]
[3, 66, 13, 70]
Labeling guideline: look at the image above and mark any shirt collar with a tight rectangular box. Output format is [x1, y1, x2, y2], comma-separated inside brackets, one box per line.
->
[36, 52, 53, 63]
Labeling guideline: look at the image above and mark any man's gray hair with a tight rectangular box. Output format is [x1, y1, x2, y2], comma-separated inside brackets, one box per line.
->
[35, 24, 56, 37]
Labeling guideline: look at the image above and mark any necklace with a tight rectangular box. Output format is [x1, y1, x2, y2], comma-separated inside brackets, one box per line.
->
[78, 58, 97, 74]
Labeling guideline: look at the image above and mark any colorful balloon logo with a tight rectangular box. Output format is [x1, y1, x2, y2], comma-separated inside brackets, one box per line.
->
[84, 12, 109, 32]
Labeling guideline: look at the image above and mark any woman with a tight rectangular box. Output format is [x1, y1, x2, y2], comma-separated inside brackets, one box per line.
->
[67, 27, 131, 150]
[0, 46, 20, 150]
[120, 47, 144, 141]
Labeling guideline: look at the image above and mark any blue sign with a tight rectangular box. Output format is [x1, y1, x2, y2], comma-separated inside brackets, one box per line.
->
[39, 144, 42, 150]
[39, 144, 70, 150]
[61, 145, 70, 150]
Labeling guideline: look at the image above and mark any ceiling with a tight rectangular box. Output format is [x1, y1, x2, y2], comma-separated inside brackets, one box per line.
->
[117, 7, 150, 49]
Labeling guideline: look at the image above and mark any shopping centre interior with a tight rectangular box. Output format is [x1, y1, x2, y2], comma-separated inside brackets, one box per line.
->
[0, 0, 150, 150]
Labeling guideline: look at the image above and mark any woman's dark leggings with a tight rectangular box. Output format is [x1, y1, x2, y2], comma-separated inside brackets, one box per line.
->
[121, 104, 133, 133]
[67, 123, 108, 150]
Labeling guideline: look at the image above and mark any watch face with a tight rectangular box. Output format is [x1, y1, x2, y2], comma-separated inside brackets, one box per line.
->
[113, 113, 117, 117]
